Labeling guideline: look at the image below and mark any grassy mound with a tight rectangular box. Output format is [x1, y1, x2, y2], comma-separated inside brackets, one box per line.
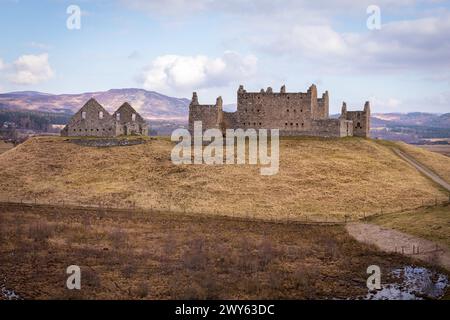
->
[0, 136, 447, 220]
[394, 141, 450, 183]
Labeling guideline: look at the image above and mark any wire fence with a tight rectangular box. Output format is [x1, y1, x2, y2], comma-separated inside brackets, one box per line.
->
[0, 194, 448, 225]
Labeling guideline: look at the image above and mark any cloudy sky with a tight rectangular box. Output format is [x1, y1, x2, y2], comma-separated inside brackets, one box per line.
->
[0, 0, 449, 113]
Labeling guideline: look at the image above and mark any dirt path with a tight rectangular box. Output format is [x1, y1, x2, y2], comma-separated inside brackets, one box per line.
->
[393, 148, 450, 192]
[346, 222, 450, 271]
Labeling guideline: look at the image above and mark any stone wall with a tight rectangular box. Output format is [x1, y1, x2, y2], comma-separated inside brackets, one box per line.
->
[310, 119, 350, 138]
[68, 138, 147, 147]
[341, 101, 371, 138]
[61, 98, 116, 137]
[188, 92, 218, 134]
[236, 85, 321, 134]
[317, 91, 329, 119]
[223, 111, 238, 131]
[112, 102, 149, 136]
[61, 99, 149, 137]
[187, 85, 371, 138]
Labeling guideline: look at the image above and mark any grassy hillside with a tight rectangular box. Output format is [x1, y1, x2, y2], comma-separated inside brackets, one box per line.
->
[368, 204, 450, 250]
[395, 141, 450, 183]
[0, 136, 447, 220]
[0, 141, 14, 155]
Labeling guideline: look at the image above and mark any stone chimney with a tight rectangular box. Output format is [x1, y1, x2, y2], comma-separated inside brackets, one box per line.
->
[216, 96, 225, 132]
[191, 92, 199, 105]
[340, 102, 347, 119]
[364, 101, 371, 113]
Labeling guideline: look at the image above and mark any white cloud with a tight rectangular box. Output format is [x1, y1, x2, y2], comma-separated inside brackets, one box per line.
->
[253, 12, 450, 73]
[122, 0, 422, 17]
[140, 51, 257, 93]
[369, 96, 403, 111]
[10, 53, 54, 85]
[124, 0, 450, 76]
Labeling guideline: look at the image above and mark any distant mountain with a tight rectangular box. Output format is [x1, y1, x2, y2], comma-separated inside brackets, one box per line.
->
[0, 88, 190, 122]
[370, 112, 450, 144]
[371, 112, 450, 128]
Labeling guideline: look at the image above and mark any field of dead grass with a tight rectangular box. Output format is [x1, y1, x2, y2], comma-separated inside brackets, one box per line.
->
[368, 203, 450, 250]
[395, 142, 450, 183]
[0, 141, 14, 155]
[0, 136, 447, 220]
[0, 203, 427, 299]
[416, 145, 450, 158]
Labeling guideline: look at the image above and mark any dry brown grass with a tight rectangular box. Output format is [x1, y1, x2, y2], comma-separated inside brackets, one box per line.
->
[0, 203, 432, 300]
[415, 145, 450, 158]
[369, 203, 450, 250]
[0, 136, 447, 220]
[392, 141, 450, 183]
[0, 141, 14, 155]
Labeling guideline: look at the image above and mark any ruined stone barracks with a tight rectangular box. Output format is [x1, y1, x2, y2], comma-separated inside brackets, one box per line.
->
[61, 98, 149, 137]
[189, 84, 370, 138]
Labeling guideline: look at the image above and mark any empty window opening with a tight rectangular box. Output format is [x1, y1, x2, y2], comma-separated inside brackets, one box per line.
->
[116, 113, 121, 121]
[99, 111, 104, 119]
[132, 113, 136, 121]
[81, 111, 86, 119]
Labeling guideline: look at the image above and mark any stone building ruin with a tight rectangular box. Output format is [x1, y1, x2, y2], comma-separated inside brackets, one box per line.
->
[189, 84, 370, 138]
[61, 98, 149, 137]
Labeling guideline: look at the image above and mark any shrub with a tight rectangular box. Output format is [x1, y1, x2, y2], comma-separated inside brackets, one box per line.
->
[82, 268, 101, 288]
[109, 228, 128, 250]
[135, 282, 149, 299]
[28, 221, 54, 242]
[181, 237, 208, 271]
[121, 263, 137, 279]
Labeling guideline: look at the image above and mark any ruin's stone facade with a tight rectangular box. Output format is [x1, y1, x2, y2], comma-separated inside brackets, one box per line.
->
[61, 98, 149, 137]
[189, 84, 370, 138]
